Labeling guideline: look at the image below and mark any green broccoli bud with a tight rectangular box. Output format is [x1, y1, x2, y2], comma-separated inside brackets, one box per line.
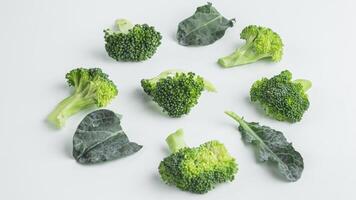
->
[47, 68, 118, 128]
[250, 70, 311, 122]
[104, 19, 162, 62]
[218, 25, 283, 67]
[159, 129, 238, 194]
[140, 70, 216, 117]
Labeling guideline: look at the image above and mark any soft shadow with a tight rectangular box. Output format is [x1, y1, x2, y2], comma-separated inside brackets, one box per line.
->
[244, 96, 267, 118]
[133, 88, 166, 116]
[160, 146, 170, 155]
[151, 173, 164, 185]
[64, 138, 72, 159]
[150, 173, 180, 193]
[51, 83, 68, 91]
[43, 118, 61, 131]
[91, 48, 114, 63]
[170, 31, 177, 43]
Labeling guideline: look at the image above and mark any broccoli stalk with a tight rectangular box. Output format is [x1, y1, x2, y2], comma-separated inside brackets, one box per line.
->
[159, 129, 238, 194]
[114, 19, 134, 34]
[218, 25, 284, 68]
[47, 92, 95, 128]
[47, 68, 118, 128]
[165, 129, 187, 153]
[218, 41, 268, 67]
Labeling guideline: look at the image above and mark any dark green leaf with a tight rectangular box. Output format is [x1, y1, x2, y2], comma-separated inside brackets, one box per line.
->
[73, 109, 142, 164]
[177, 2, 235, 46]
[225, 111, 304, 181]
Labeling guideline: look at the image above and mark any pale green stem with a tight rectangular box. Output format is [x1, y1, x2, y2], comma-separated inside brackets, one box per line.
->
[165, 129, 188, 153]
[293, 79, 312, 91]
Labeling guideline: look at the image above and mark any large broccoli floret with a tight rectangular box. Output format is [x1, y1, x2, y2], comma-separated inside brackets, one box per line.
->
[159, 129, 238, 194]
[104, 19, 162, 62]
[218, 25, 283, 67]
[141, 70, 216, 117]
[250, 70, 312, 122]
[47, 68, 118, 128]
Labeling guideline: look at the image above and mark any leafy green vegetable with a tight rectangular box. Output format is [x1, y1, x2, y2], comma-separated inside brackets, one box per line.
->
[73, 109, 142, 164]
[225, 111, 304, 182]
[159, 129, 238, 194]
[218, 25, 283, 67]
[141, 70, 216, 117]
[250, 70, 311, 122]
[104, 19, 162, 61]
[47, 68, 118, 128]
[177, 2, 235, 46]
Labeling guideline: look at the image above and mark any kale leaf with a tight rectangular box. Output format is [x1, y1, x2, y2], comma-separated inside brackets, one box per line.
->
[177, 2, 235, 46]
[73, 109, 142, 164]
[225, 111, 304, 182]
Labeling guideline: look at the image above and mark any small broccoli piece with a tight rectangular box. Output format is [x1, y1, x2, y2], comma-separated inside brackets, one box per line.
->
[104, 19, 162, 62]
[47, 68, 118, 128]
[218, 25, 283, 67]
[158, 129, 238, 194]
[141, 70, 216, 117]
[250, 70, 312, 122]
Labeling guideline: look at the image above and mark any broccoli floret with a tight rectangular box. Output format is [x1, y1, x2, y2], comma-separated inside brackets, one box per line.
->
[250, 70, 312, 122]
[141, 70, 216, 117]
[218, 25, 283, 67]
[47, 68, 118, 128]
[104, 19, 162, 62]
[158, 129, 238, 194]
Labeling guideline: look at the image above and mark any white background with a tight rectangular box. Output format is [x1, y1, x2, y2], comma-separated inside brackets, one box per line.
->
[0, 0, 355, 199]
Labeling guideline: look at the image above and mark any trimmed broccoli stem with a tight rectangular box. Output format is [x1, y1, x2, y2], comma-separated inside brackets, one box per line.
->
[114, 19, 134, 34]
[47, 93, 95, 128]
[293, 79, 312, 91]
[165, 129, 188, 153]
[203, 79, 217, 92]
[218, 42, 267, 67]
[147, 69, 183, 85]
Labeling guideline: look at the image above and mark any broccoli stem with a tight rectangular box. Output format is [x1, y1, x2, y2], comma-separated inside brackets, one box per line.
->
[203, 79, 217, 92]
[218, 43, 267, 68]
[47, 93, 95, 128]
[114, 19, 134, 34]
[166, 129, 188, 153]
[153, 69, 183, 81]
[293, 79, 312, 91]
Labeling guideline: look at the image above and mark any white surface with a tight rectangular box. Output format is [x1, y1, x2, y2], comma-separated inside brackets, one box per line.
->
[0, 0, 355, 199]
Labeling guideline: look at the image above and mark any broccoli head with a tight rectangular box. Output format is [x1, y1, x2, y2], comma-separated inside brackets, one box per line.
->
[250, 70, 312, 122]
[104, 19, 162, 62]
[218, 25, 283, 67]
[159, 129, 238, 194]
[141, 70, 216, 117]
[47, 68, 118, 128]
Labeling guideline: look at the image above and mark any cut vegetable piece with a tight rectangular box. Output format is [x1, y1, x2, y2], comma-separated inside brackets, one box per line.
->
[73, 109, 142, 164]
[225, 111, 304, 181]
